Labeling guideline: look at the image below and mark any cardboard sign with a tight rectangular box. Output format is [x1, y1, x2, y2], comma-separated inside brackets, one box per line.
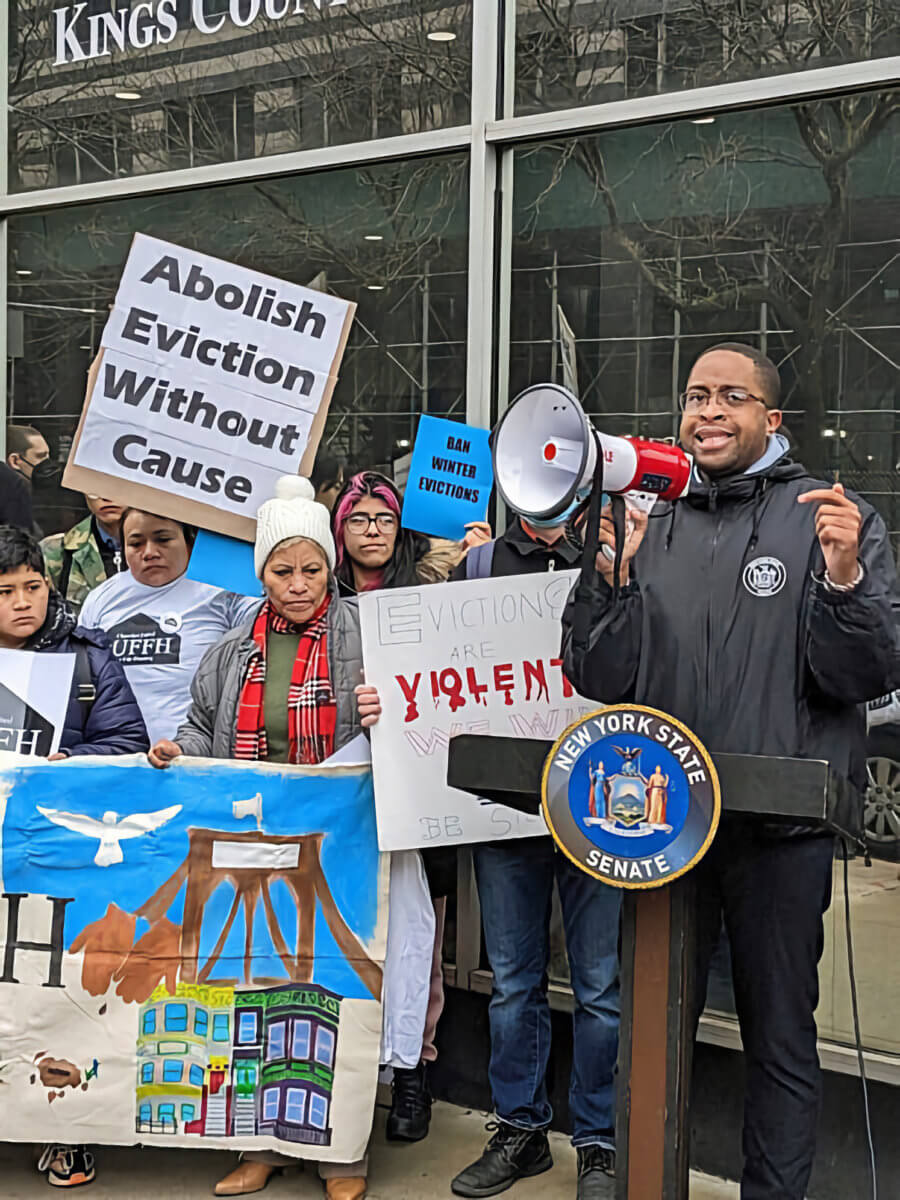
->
[0, 649, 74, 756]
[400, 416, 492, 540]
[187, 530, 262, 598]
[64, 235, 356, 541]
[0, 755, 387, 1162]
[360, 571, 597, 851]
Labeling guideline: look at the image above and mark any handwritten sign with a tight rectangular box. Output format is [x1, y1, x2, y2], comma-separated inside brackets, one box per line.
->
[0, 649, 74, 756]
[400, 416, 492, 540]
[360, 571, 597, 851]
[0, 755, 386, 1162]
[64, 235, 356, 541]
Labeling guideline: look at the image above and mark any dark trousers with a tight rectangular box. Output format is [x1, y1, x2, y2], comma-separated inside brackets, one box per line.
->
[473, 836, 621, 1147]
[693, 818, 834, 1200]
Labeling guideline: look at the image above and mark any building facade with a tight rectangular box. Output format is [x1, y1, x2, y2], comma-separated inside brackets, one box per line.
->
[3, 0, 899, 1134]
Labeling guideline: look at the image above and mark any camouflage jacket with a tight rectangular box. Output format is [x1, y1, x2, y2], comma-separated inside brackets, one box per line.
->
[41, 516, 119, 614]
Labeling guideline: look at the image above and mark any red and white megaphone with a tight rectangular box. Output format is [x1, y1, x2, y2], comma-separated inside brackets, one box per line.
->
[492, 383, 692, 522]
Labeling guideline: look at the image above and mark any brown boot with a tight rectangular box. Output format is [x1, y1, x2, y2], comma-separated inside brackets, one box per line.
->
[324, 1177, 367, 1200]
[214, 1161, 281, 1196]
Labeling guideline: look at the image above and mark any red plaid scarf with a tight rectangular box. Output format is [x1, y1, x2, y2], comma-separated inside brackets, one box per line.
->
[234, 596, 336, 765]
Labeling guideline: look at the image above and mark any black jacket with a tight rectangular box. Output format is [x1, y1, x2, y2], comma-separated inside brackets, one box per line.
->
[28, 594, 150, 756]
[0, 462, 34, 533]
[450, 516, 582, 581]
[562, 453, 899, 794]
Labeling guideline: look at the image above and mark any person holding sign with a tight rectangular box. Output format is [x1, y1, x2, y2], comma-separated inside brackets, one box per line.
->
[0, 524, 149, 1190]
[332, 470, 490, 1142]
[80, 510, 259, 743]
[148, 477, 383, 1200]
[332, 471, 489, 596]
[42, 494, 126, 613]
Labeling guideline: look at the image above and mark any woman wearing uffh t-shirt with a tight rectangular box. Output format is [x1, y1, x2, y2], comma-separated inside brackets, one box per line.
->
[79, 510, 259, 742]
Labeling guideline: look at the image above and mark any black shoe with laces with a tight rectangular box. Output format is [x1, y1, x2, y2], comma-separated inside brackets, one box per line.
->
[576, 1145, 616, 1200]
[451, 1121, 552, 1198]
[386, 1061, 432, 1143]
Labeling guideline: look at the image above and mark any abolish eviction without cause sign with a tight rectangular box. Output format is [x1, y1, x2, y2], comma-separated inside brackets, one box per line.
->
[65, 235, 356, 540]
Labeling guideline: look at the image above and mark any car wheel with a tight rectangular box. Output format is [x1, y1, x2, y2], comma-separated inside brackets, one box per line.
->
[863, 756, 900, 846]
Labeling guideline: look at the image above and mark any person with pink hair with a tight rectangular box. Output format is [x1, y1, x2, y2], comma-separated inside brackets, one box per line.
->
[331, 470, 489, 1143]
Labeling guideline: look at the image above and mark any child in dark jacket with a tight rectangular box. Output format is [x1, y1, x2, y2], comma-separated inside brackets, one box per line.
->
[0, 524, 148, 1186]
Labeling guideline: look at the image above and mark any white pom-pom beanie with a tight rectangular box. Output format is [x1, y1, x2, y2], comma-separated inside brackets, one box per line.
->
[254, 475, 337, 577]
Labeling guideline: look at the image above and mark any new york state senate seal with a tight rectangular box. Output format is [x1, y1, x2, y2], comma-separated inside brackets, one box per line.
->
[541, 705, 721, 889]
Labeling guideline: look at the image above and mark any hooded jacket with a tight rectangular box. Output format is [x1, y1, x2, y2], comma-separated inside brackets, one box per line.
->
[28, 593, 149, 756]
[42, 515, 122, 614]
[562, 447, 899, 796]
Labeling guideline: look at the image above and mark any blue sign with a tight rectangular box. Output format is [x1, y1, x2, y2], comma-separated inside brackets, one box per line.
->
[542, 705, 721, 888]
[401, 415, 493, 540]
[188, 529, 261, 597]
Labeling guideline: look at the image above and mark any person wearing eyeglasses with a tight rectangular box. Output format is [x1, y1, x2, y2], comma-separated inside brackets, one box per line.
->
[331, 471, 490, 1146]
[562, 342, 899, 1200]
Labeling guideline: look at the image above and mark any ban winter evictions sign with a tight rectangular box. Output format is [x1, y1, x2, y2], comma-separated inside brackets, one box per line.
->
[65, 234, 356, 541]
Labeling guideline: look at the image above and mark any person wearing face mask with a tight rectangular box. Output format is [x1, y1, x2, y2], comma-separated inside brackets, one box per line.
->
[1, 425, 51, 535]
[79, 510, 259, 743]
[331, 471, 490, 1144]
[447, 497, 622, 1200]
[562, 343, 900, 1200]
[41, 495, 127, 614]
[0, 524, 148, 1190]
[147, 476, 383, 1200]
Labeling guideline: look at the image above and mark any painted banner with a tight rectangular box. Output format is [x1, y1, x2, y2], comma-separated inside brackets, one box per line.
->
[0, 755, 386, 1162]
[64, 235, 356, 541]
[360, 570, 597, 851]
[401, 416, 493, 540]
[0, 649, 74, 756]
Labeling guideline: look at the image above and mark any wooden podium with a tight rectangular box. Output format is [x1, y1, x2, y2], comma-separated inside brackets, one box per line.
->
[447, 735, 856, 1200]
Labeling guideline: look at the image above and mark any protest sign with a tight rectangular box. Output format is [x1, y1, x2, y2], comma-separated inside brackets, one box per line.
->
[187, 529, 262, 597]
[360, 571, 597, 851]
[0, 648, 74, 756]
[64, 235, 356, 541]
[401, 416, 492, 540]
[0, 755, 386, 1162]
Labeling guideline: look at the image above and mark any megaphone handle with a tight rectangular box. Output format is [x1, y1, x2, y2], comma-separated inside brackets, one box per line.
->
[571, 432, 627, 655]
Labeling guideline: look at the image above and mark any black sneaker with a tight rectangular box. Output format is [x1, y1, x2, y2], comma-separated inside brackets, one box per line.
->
[386, 1061, 432, 1143]
[576, 1145, 615, 1200]
[451, 1121, 552, 1198]
[38, 1144, 96, 1188]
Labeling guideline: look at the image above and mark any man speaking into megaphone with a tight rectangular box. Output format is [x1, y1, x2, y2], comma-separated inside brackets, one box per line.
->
[559, 342, 899, 1200]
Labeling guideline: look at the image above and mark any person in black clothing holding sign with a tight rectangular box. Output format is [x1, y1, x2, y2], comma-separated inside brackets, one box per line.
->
[562, 343, 899, 1200]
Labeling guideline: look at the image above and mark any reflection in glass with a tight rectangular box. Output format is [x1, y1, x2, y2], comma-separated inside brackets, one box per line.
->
[8, 154, 469, 532]
[515, 0, 900, 115]
[510, 98, 899, 553]
[8, 1, 473, 191]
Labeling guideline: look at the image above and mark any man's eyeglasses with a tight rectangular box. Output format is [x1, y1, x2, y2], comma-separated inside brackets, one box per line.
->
[345, 512, 398, 534]
[678, 388, 769, 413]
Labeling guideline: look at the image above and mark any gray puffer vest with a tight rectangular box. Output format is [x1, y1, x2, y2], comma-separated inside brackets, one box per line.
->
[176, 589, 363, 759]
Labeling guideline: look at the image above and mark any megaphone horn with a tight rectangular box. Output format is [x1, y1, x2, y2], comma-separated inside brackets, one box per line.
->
[492, 384, 692, 522]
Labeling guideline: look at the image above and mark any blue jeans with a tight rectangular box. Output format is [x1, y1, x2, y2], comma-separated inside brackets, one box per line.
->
[473, 837, 621, 1148]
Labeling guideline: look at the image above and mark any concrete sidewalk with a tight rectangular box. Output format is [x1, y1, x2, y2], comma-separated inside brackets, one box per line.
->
[0, 1101, 736, 1198]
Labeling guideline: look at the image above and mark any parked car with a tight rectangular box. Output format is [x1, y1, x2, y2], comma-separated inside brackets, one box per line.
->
[864, 692, 900, 862]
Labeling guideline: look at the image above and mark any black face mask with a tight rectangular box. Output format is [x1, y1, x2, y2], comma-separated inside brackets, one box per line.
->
[30, 459, 63, 486]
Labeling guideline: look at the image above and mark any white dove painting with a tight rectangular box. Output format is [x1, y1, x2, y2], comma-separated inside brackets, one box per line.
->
[36, 805, 183, 867]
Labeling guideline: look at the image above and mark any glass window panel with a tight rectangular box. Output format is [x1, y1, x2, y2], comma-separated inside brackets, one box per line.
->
[8, 152, 469, 536]
[142, 1009, 157, 1034]
[189, 1064, 205, 1086]
[194, 1009, 209, 1036]
[515, 2, 900, 115]
[141, 1062, 154, 1083]
[8, 2, 473, 192]
[237, 1012, 258, 1043]
[212, 1013, 230, 1042]
[181, 1104, 195, 1122]
[285, 1087, 306, 1124]
[314, 1027, 335, 1067]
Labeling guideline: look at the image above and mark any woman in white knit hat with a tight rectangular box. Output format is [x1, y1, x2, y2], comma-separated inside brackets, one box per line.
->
[148, 476, 383, 1200]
